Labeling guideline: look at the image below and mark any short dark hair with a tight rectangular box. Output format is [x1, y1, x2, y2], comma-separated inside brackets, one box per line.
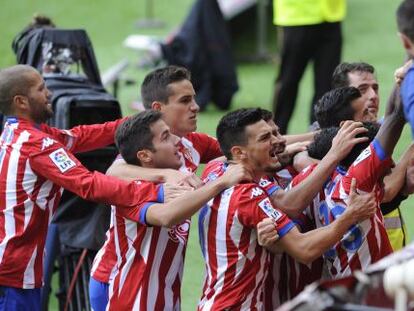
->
[397, 0, 414, 42]
[308, 122, 379, 169]
[141, 66, 191, 110]
[332, 62, 375, 89]
[0, 65, 38, 115]
[216, 108, 263, 160]
[315, 87, 362, 128]
[260, 108, 273, 122]
[115, 110, 163, 165]
[308, 127, 339, 161]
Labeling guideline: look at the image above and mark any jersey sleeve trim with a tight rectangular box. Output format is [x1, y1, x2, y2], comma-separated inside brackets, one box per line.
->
[278, 221, 295, 238]
[139, 202, 156, 225]
[157, 184, 164, 203]
[266, 185, 281, 196]
[372, 139, 387, 161]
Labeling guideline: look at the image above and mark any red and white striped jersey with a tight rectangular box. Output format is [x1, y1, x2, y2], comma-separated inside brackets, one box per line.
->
[323, 140, 393, 278]
[90, 207, 118, 284]
[273, 165, 298, 189]
[198, 163, 295, 311]
[263, 167, 323, 309]
[108, 182, 189, 310]
[0, 116, 159, 289]
[101, 133, 221, 310]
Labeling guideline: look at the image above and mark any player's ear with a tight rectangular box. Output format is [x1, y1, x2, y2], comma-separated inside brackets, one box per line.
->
[137, 149, 153, 165]
[231, 145, 247, 160]
[398, 32, 414, 52]
[12, 95, 30, 112]
[152, 101, 162, 111]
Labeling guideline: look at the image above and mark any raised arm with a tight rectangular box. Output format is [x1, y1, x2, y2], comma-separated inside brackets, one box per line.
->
[270, 121, 369, 218]
[377, 84, 406, 157]
[382, 144, 414, 202]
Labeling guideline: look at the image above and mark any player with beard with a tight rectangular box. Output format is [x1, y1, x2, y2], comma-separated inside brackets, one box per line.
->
[197, 108, 376, 310]
[0, 65, 186, 310]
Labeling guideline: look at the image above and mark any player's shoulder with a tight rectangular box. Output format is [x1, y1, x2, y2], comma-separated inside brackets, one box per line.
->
[202, 160, 225, 181]
[233, 183, 268, 200]
[292, 163, 318, 184]
[21, 125, 59, 152]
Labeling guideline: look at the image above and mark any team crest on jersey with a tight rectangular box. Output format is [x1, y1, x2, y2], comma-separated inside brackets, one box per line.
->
[49, 148, 76, 173]
[258, 197, 282, 221]
[251, 187, 264, 198]
[353, 147, 371, 166]
[168, 219, 190, 244]
[259, 178, 271, 188]
[42, 137, 55, 150]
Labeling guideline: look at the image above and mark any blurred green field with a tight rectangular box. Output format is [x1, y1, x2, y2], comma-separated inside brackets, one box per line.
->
[0, 0, 412, 310]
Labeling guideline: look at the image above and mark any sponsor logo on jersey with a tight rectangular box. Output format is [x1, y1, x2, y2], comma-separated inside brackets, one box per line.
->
[258, 197, 282, 221]
[42, 137, 55, 150]
[168, 219, 190, 244]
[49, 148, 76, 173]
[251, 187, 264, 198]
[259, 178, 271, 188]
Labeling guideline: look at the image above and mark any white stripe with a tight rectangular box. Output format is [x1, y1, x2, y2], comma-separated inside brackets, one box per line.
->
[202, 187, 233, 310]
[35, 181, 54, 211]
[0, 123, 17, 172]
[0, 131, 30, 264]
[180, 137, 201, 167]
[240, 248, 267, 310]
[163, 243, 185, 309]
[132, 288, 141, 311]
[229, 211, 247, 285]
[22, 246, 37, 288]
[271, 254, 282, 308]
[147, 229, 169, 310]
[198, 207, 212, 310]
[118, 220, 138, 292]
[22, 160, 37, 230]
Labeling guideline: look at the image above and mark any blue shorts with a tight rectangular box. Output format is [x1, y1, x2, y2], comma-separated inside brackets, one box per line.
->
[89, 277, 109, 311]
[0, 286, 40, 311]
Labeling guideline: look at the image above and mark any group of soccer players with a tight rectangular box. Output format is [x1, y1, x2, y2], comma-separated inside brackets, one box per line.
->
[86, 60, 411, 310]
[1, 1, 414, 310]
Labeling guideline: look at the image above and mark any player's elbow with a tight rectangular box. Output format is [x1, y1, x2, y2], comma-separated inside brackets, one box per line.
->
[156, 212, 178, 228]
[293, 243, 320, 265]
[295, 251, 318, 265]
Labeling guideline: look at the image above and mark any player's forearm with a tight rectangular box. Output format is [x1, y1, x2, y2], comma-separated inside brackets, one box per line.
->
[377, 103, 405, 157]
[284, 132, 316, 145]
[292, 214, 354, 264]
[146, 177, 229, 227]
[275, 154, 337, 218]
[382, 145, 414, 202]
[106, 159, 166, 183]
[384, 85, 400, 117]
